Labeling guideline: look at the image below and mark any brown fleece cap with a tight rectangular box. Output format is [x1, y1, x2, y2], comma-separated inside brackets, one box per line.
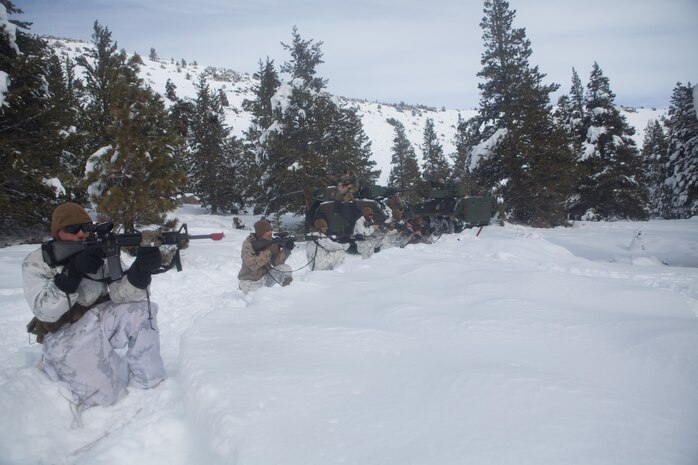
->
[51, 202, 92, 239]
[313, 218, 328, 230]
[254, 219, 272, 238]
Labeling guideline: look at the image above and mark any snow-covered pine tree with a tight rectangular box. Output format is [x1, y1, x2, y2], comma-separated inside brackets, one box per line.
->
[472, 0, 574, 226]
[252, 27, 377, 214]
[80, 22, 185, 231]
[555, 68, 586, 143]
[187, 76, 241, 214]
[77, 22, 139, 157]
[0, 1, 63, 238]
[85, 86, 185, 231]
[165, 79, 177, 101]
[323, 103, 379, 184]
[569, 63, 648, 220]
[664, 82, 698, 218]
[45, 53, 87, 202]
[641, 120, 671, 218]
[449, 114, 475, 189]
[241, 58, 280, 204]
[420, 117, 450, 182]
[387, 119, 421, 201]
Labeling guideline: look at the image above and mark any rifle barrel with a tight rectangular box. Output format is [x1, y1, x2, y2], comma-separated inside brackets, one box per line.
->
[188, 233, 225, 240]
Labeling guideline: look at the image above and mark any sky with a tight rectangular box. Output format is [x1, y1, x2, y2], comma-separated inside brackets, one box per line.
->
[13, 0, 698, 110]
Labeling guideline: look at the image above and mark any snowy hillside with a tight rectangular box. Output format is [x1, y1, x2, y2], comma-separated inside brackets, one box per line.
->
[46, 36, 666, 184]
[1, 207, 697, 464]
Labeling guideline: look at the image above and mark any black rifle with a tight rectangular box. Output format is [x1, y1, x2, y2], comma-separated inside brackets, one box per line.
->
[42, 222, 224, 282]
[251, 229, 372, 252]
[251, 231, 297, 253]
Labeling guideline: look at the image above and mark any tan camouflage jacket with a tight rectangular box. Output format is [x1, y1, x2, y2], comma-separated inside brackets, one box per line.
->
[237, 234, 290, 282]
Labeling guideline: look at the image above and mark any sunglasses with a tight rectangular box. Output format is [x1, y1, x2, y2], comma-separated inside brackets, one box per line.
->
[62, 222, 95, 234]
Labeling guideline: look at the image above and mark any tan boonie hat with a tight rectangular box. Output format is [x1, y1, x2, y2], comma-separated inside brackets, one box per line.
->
[51, 202, 92, 239]
[254, 219, 272, 238]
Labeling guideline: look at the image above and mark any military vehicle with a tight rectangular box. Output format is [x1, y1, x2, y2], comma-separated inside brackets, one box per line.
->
[305, 182, 496, 238]
[305, 185, 388, 237]
[407, 183, 497, 234]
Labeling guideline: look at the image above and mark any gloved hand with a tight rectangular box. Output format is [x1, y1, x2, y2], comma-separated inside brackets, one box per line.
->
[71, 247, 103, 274]
[127, 247, 161, 289]
[283, 239, 295, 251]
[269, 243, 281, 256]
[55, 247, 103, 293]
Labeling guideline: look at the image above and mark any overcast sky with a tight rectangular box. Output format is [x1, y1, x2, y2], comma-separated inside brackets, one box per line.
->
[14, 0, 698, 110]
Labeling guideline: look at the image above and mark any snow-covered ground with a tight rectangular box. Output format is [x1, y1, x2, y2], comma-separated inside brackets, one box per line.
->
[1, 206, 697, 465]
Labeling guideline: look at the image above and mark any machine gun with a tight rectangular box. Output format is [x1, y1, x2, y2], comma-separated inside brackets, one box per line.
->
[42, 222, 224, 282]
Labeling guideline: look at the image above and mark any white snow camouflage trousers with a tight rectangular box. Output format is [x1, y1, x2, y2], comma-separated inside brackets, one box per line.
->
[305, 235, 350, 271]
[41, 300, 166, 407]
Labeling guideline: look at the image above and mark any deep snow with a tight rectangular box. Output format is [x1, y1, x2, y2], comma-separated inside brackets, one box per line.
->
[1, 206, 697, 465]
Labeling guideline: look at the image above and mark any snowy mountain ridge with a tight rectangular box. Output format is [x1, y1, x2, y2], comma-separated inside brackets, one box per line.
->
[46, 35, 667, 184]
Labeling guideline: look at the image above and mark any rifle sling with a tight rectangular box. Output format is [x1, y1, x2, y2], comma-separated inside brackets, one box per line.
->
[27, 294, 111, 344]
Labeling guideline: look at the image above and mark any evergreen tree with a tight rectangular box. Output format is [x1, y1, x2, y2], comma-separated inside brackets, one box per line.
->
[165, 78, 177, 101]
[664, 82, 698, 218]
[79, 23, 185, 231]
[251, 28, 377, 214]
[85, 87, 186, 231]
[555, 68, 586, 142]
[45, 52, 87, 202]
[420, 117, 450, 182]
[242, 58, 281, 203]
[387, 120, 421, 200]
[0, 1, 60, 238]
[186, 76, 241, 213]
[450, 114, 478, 193]
[77, 21, 139, 156]
[217, 88, 229, 107]
[472, 0, 574, 226]
[641, 120, 670, 218]
[323, 102, 379, 183]
[569, 63, 648, 220]
[280, 25, 327, 92]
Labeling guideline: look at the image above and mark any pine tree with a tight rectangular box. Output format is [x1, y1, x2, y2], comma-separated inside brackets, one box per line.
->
[218, 88, 229, 107]
[641, 120, 670, 218]
[569, 63, 648, 220]
[472, 0, 574, 226]
[251, 27, 377, 214]
[555, 68, 586, 142]
[45, 53, 86, 202]
[186, 76, 241, 214]
[85, 87, 186, 231]
[420, 118, 450, 182]
[77, 22, 139, 156]
[242, 58, 281, 204]
[280, 26, 327, 92]
[165, 79, 177, 101]
[450, 114, 478, 193]
[387, 119, 421, 200]
[79, 23, 185, 231]
[664, 82, 698, 218]
[0, 1, 61, 238]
